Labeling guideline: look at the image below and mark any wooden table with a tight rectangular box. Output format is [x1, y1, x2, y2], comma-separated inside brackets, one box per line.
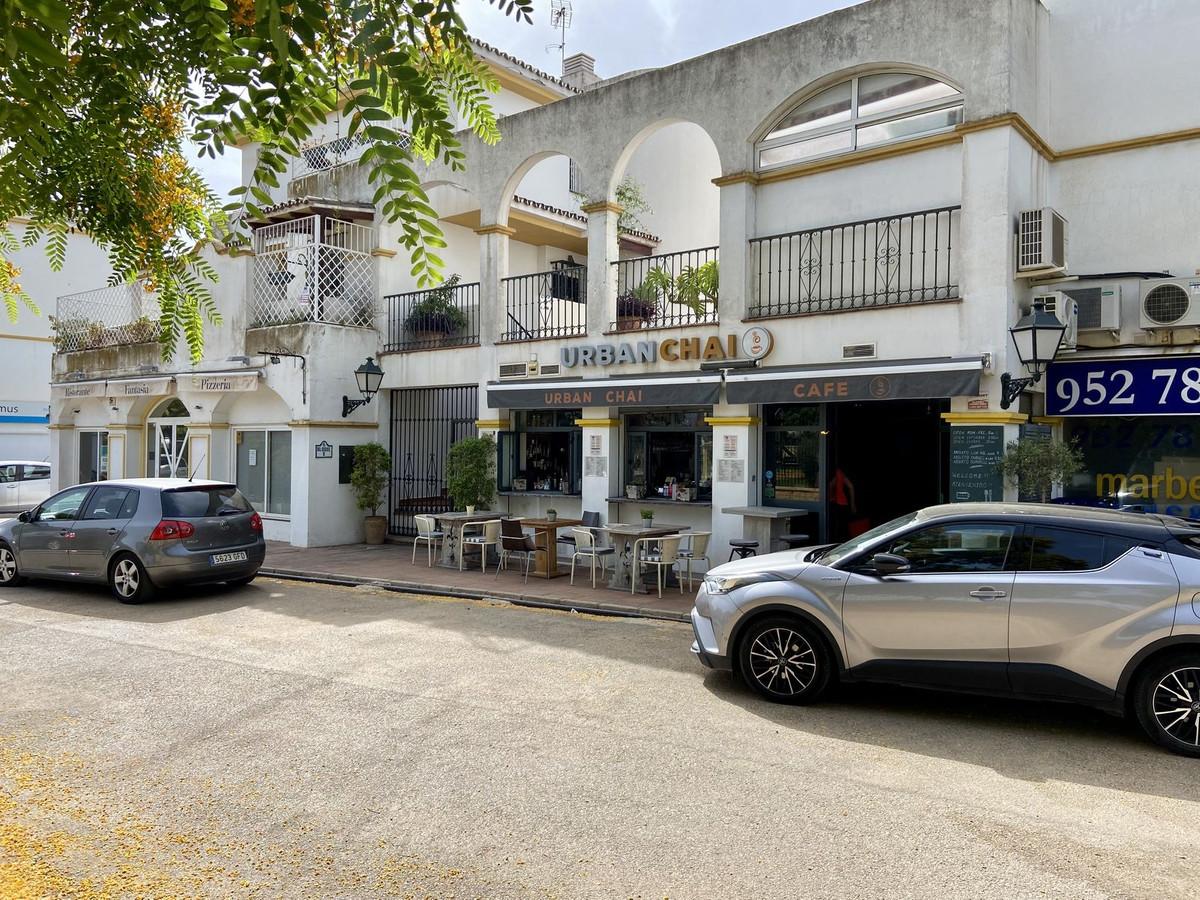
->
[433, 511, 502, 569]
[602, 523, 691, 593]
[520, 517, 584, 578]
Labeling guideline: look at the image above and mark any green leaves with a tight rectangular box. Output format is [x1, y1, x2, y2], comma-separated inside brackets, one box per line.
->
[2, 0, 533, 356]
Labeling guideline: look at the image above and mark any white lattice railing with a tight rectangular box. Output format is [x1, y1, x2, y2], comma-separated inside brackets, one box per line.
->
[250, 215, 376, 328]
[292, 125, 412, 178]
[54, 282, 161, 352]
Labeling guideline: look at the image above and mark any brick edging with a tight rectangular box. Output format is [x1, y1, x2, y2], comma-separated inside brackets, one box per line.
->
[257, 567, 690, 623]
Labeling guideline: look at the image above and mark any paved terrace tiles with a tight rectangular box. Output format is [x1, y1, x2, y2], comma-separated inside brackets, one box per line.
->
[261, 541, 694, 622]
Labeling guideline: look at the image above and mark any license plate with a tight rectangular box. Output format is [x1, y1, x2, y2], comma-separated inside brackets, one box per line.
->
[210, 551, 248, 565]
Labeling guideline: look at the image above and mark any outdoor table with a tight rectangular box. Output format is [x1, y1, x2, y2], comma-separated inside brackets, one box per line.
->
[722, 505, 802, 553]
[433, 511, 502, 569]
[602, 523, 692, 593]
[520, 517, 584, 578]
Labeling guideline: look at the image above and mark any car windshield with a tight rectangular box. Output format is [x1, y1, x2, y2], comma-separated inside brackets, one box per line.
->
[818, 511, 921, 567]
[161, 485, 253, 518]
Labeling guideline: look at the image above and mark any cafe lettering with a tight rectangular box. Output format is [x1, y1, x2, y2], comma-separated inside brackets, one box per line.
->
[561, 334, 744, 368]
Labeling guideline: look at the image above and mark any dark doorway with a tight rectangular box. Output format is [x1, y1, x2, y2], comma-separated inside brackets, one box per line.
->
[825, 399, 949, 542]
[388, 386, 478, 536]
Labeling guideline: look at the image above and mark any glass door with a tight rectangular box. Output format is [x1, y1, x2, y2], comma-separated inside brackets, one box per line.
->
[145, 398, 191, 478]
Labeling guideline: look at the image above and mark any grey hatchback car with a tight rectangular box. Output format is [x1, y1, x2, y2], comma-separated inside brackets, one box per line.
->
[0, 478, 265, 603]
[692, 503, 1200, 756]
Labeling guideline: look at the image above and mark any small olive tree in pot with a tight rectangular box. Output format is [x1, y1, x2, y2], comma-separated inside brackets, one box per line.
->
[350, 442, 391, 544]
[998, 437, 1084, 503]
[446, 435, 496, 514]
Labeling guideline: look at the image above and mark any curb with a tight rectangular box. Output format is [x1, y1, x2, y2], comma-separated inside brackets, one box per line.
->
[257, 567, 691, 623]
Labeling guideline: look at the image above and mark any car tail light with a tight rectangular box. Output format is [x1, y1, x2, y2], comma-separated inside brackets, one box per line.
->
[150, 519, 195, 541]
[249, 512, 263, 533]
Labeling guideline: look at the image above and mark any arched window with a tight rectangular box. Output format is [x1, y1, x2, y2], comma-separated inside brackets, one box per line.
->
[757, 72, 963, 170]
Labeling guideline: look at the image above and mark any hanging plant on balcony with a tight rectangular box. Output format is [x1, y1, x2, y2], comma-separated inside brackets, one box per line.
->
[404, 274, 468, 335]
[615, 279, 659, 329]
[635, 261, 718, 319]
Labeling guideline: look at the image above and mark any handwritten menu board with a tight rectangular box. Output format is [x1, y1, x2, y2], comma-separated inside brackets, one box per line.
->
[949, 426, 1005, 502]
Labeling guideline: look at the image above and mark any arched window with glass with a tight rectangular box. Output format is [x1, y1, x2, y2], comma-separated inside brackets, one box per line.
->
[757, 72, 963, 170]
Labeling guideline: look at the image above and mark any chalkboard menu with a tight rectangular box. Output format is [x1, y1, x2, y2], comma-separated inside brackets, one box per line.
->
[949, 426, 1005, 502]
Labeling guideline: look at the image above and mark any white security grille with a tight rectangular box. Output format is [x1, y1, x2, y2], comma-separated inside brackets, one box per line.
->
[250, 215, 376, 328]
[54, 282, 160, 352]
[292, 125, 412, 178]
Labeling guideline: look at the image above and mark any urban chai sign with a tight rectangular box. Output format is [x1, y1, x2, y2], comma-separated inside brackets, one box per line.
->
[560, 328, 773, 369]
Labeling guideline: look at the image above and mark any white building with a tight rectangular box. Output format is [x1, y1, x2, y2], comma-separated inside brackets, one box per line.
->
[47, 0, 1200, 558]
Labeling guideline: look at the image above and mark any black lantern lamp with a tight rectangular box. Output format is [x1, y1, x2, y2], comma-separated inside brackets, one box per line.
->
[1000, 298, 1067, 409]
[342, 357, 385, 417]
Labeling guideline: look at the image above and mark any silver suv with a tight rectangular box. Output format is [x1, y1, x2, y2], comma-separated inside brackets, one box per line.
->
[691, 503, 1200, 757]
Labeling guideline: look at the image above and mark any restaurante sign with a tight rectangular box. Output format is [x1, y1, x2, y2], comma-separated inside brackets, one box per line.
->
[560, 329, 772, 369]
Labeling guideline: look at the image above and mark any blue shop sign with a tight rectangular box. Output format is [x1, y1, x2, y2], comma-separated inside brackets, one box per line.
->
[1046, 357, 1200, 416]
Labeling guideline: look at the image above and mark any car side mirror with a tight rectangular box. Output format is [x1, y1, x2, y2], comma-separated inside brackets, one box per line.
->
[17, 510, 30, 523]
[871, 552, 911, 576]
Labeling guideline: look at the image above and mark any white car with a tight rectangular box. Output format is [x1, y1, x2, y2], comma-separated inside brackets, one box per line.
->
[0, 461, 53, 514]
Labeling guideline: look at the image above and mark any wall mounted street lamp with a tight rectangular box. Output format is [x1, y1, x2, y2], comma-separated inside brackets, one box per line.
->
[1000, 298, 1067, 409]
[342, 357, 385, 418]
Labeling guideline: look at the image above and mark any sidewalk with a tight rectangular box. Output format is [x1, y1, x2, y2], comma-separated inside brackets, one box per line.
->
[261, 540, 695, 622]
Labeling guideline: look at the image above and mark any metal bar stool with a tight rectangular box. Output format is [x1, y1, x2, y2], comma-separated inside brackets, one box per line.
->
[729, 539, 759, 561]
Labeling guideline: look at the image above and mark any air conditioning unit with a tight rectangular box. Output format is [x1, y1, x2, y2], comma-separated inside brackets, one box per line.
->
[498, 362, 529, 378]
[1139, 277, 1200, 329]
[1064, 284, 1121, 332]
[1035, 292, 1077, 351]
[1017, 208, 1068, 275]
[842, 342, 876, 360]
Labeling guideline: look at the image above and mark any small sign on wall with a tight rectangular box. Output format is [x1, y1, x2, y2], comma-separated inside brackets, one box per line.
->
[589, 434, 602, 455]
[248, 449, 258, 466]
[315, 440, 333, 459]
[584, 457, 607, 478]
[718, 459, 745, 483]
[723, 435, 738, 458]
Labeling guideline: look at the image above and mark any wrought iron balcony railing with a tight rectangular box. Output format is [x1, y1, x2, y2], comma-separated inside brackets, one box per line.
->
[749, 206, 960, 319]
[499, 264, 587, 342]
[292, 125, 412, 179]
[54, 282, 160, 353]
[249, 215, 376, 328]
[385, 279, 481, 352]
[611, 246, 718, 332]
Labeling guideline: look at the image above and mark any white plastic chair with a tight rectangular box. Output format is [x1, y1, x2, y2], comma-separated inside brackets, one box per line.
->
[569, 527, 615, 588]
[678, 530, 712, 590]
[632, 534, 683, 599]
[460, 519, 502, 572]
[412, 515, 444, 567]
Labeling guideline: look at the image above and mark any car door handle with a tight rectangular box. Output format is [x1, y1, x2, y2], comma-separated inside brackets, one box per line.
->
[106, 528, 120, 535]
[969, 588, 1007, 599]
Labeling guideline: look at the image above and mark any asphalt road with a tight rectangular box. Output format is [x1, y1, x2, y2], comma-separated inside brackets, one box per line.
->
[1, 578, 1198, 899]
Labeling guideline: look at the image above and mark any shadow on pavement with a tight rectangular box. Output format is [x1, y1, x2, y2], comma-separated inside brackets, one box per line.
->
[701, 669, 1200, 803]
[0, 578, 254, 623]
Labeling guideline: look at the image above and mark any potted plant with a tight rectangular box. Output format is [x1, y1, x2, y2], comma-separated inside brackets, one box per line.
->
[640, 508, 654, 528]
[403, 274, 467, 344]
[446, 434, 497, 512]
[998, 436, 1084, 503]
[615, 284, 657, 332]
[350, 442, 391, 544]
[546, 507, 557, 522]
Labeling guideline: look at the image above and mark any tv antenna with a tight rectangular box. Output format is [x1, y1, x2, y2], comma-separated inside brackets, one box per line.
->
[545, 0, 573, 68]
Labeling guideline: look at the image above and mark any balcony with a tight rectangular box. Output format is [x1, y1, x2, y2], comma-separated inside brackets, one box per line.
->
[384, 278, 481, 352]
[499, 263, 587, 342]
[292, 125, 412, 179]
[749, 206, 960, 319]
[249, 215, 375, 329]
[612, 246, 718, 332]
[54, 281, 160, 353]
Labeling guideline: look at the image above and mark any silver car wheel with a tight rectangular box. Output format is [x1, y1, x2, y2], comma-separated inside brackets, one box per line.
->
[112, 559, 140, 599]
[0, 547, 16, 583]
[1152, 667, 1200, 748]
[748, 627, 817, 696]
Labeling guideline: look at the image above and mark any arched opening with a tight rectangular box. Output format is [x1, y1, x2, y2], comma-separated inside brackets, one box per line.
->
[145, 397, 190, 478]
[496, 151, 590, 342]
[608, 119, 722, 329]
[755, 70, 964, 170]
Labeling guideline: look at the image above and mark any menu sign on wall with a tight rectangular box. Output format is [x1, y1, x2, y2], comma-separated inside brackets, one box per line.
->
[949, 426, 1005, 502]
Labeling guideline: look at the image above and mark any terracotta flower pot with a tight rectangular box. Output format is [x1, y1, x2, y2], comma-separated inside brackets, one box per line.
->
[364, 515, 387, 545]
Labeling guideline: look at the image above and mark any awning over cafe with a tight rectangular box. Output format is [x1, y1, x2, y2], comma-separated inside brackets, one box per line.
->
[725, 356, 983, 404]
[487, 371, 722, 409]
[50, 374, 176, 400]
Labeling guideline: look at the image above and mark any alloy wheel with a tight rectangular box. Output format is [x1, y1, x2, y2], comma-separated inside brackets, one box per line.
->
[0, 547, 16, 583]
[1152, 666, 1200, 748]
[112, 559, 140, 599]
[748, 626, 817, 696]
